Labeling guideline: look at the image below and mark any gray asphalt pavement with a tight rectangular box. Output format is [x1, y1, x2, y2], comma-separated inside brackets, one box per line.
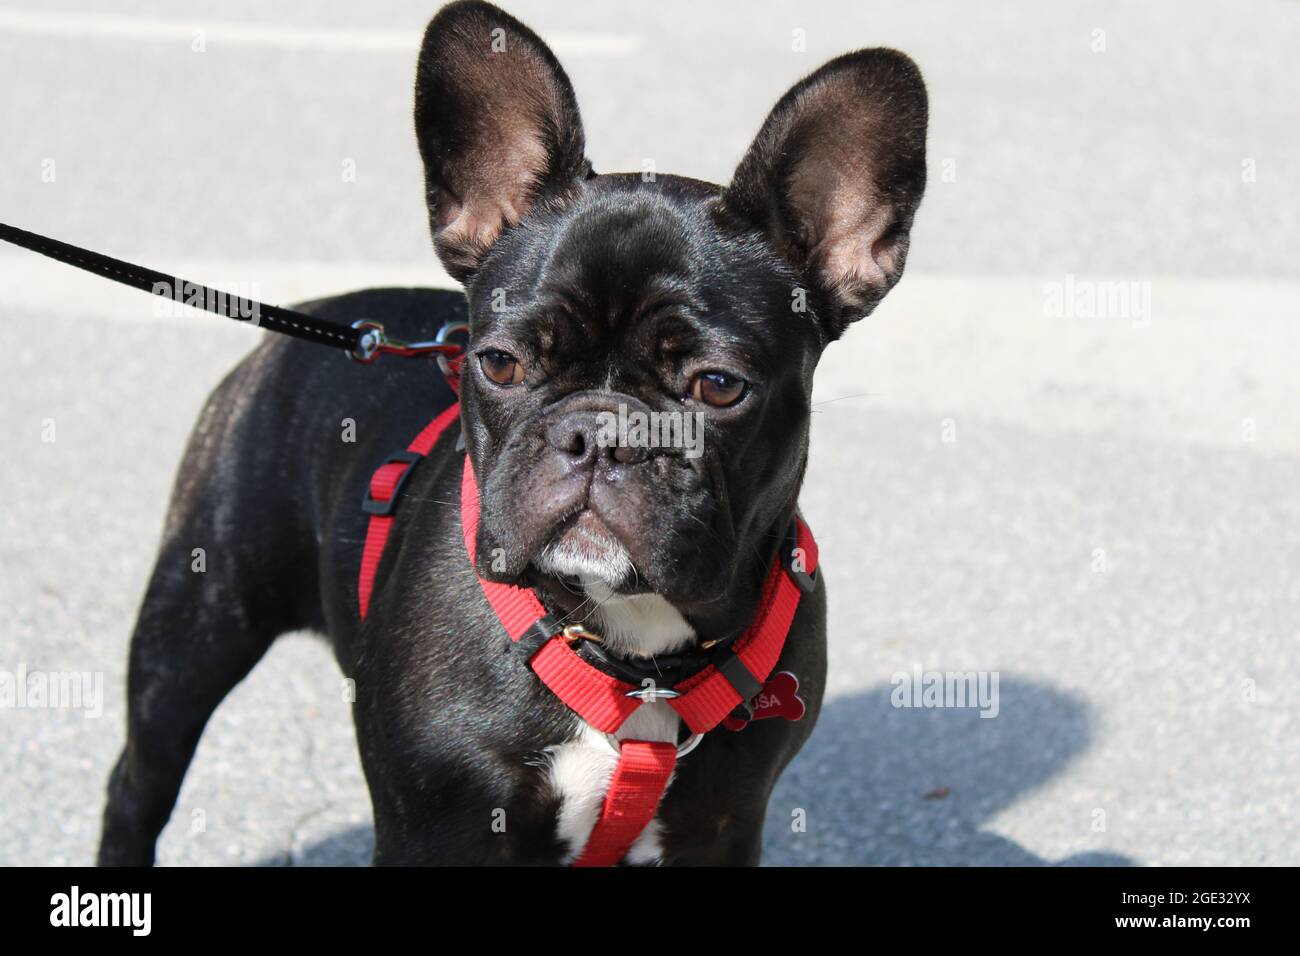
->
[1, 0, 1297, 866]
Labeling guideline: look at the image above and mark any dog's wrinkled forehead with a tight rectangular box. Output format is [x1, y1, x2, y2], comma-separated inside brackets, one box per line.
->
[467, 176, 802, 367]
[481, 189, 692, 319]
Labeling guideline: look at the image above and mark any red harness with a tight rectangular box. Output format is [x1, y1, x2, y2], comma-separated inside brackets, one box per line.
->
[357, 401, 819, 865]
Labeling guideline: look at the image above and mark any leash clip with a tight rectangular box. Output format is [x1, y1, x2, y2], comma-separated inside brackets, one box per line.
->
[349, 319, 465, 364]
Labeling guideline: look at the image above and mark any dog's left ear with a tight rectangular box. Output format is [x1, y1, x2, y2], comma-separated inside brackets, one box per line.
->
[414, 1, 589, 281]
[724, 50, 928, 339]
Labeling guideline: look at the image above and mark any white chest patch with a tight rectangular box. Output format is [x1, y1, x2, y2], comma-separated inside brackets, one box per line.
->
[546, 587, 696, 864]
[579, 577, 696, 658]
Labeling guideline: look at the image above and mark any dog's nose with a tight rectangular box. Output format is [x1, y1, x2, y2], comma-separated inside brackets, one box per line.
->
[546, 411, 649, 468]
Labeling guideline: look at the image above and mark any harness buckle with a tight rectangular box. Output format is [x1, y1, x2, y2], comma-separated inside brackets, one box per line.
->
[513, 614, 563, 661]
[361, 450, 423, 516]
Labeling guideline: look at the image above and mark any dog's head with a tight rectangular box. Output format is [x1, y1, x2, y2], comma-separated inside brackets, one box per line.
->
[415, 1, 926, 624]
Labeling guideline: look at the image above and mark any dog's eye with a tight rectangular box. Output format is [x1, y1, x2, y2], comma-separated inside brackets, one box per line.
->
[479, 350, 525, 386]
[691, 371, 747, 408]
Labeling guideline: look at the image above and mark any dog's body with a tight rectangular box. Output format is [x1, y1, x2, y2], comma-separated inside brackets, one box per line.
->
[98, 2, 926, 866]
[97, 287, 826, 865]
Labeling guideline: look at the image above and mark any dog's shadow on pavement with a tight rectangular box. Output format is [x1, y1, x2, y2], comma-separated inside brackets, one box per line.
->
[271, 676, 1134, 866]
[762, 676, 1136, 866]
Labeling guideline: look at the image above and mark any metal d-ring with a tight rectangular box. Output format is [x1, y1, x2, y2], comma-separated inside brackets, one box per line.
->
[624, 686, 681, 701]
[599, 732, 704, 760]
[562, 624, 603, 645]
[674, 732, 705, 758]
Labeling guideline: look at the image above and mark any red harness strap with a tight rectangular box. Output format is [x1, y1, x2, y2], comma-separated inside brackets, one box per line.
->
[357, 402, 462, 619]
[571, 740, 678, 868]
[668, 518, 817, 734]
[358, 410, 819, 866]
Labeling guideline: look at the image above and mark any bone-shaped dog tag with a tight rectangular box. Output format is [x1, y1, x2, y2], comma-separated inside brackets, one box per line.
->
[722, 671, 805, 731]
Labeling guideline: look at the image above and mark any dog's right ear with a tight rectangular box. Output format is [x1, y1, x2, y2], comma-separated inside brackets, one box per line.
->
[414, 1, 589, 281]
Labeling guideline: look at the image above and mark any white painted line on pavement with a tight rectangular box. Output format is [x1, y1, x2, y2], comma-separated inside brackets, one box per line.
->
[3, 260, 1297, 453]
[0, 10, 642, 57]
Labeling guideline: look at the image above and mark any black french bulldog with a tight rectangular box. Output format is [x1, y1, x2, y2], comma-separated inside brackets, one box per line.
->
[97, 0, 926, 866]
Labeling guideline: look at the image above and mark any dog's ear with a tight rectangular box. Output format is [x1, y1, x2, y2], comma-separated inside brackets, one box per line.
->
[724, 50, 927, 339]
[415, 1, 589, 281]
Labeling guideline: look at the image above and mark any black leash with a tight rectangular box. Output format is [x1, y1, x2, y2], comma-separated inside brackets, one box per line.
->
[0, 221, 460, 363]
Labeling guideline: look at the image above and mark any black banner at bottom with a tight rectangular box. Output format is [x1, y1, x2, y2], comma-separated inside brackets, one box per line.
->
[0, 865, 1276, 940]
